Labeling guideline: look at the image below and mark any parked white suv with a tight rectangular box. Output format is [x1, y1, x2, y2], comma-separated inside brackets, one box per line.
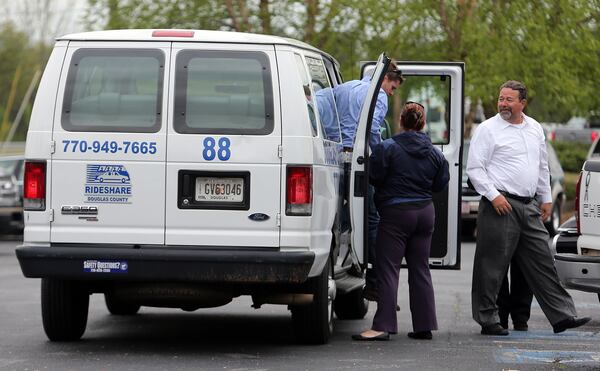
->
[16, 29, 464, 344]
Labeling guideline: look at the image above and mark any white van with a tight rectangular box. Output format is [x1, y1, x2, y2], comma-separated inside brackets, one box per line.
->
[16, 29, 464, 344]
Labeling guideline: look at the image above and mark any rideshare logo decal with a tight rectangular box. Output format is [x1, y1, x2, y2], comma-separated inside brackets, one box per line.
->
[84, 164, 132, 204]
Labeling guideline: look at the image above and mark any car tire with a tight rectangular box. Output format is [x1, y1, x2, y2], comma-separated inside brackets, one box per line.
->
[334, 286, 369, 320]
[104, 293, 140, 315]
[291, 259, 334, 344]
[41, 278, 89, 341]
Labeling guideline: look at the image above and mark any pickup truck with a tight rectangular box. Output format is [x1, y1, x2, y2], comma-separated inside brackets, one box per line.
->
[553, 160, 600, 303]
[550, 116, 600, 143]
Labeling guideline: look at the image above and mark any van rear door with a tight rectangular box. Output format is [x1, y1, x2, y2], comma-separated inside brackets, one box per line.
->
[164, 43, 281, 247]
[352, 61, 464, 268]
[50, 42, 169, 244]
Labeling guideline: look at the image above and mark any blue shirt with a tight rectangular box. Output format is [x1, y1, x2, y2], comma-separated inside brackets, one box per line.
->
[333, 76, 388, 149]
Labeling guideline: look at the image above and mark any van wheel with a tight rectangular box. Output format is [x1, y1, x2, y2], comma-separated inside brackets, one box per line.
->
[41, 278, 89, 341]
[334, 286, 369, 319]
[291, 260, 333, 344]
[104, 293, 140, 315]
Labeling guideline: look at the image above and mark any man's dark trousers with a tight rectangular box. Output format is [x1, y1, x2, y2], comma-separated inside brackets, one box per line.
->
[472, 197, 577, 327]
[497, 260, 533, 328]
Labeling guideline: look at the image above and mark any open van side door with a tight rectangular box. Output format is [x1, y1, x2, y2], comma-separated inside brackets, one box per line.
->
[349, 53, 390, 266]
[353, 61, 464, 269]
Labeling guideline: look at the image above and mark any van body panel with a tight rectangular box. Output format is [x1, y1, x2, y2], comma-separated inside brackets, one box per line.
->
[23, 42, 70, 243]
[165, 43, 281, 247]
[49, 41, 170, 244]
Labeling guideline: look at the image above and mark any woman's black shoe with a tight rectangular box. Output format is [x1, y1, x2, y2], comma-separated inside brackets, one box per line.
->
[407, 331, 432, 340]
[351, 332, 390, 341]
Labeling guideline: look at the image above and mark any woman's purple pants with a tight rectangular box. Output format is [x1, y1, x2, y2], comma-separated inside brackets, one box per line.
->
[371, 202, 438, 334]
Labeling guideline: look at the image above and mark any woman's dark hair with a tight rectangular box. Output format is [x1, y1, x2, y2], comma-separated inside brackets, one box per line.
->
[400, 101, 426, 131]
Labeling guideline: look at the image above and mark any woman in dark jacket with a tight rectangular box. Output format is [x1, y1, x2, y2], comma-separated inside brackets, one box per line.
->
[352, 102, 450, 341]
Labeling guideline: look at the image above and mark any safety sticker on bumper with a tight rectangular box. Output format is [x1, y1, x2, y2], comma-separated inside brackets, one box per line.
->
[83, 260, 128, 273]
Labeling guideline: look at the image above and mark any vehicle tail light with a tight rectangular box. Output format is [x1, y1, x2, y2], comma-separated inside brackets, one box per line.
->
[575, 171, 582, 234]
[286, 166, 312, 216]
[24, 161, 46, 210]
[550, 130, 556, 141]
[592, 131, 598, 143]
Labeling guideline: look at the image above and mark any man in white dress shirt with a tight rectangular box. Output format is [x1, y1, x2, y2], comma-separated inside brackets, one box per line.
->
[467, 80, 591, 335]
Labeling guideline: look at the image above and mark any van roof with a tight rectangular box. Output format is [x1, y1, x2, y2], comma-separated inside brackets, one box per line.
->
[58, 29, 334, 60]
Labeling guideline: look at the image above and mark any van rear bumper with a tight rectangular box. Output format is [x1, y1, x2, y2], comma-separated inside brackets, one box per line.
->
[16, 245, 315, 284]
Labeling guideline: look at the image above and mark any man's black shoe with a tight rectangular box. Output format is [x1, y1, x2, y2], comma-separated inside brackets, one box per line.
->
[552, 317, 591, 334]
[481, 323, 509, 336]
[513, 322, 528, 331]
[407, 331, 432, 340]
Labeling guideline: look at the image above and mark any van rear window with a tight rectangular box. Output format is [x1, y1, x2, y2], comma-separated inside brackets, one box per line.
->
[174, 50, 273, 135]
[62, 49, 164, 132]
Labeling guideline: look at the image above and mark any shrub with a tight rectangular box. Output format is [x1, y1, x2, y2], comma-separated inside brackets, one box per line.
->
[551, 141, 589, 172]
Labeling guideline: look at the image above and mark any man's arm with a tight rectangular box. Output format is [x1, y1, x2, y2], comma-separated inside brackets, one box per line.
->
[466, 127, 499, 202]
[368, 91, 387, 149]
[466, 125, 512, 215]
[536, 131, 553, 221]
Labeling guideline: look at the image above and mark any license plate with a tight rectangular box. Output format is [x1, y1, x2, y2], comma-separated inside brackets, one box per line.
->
[195, 177, 244, 203]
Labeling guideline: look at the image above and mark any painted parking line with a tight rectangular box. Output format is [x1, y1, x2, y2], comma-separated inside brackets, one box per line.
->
[495, 348, 600, 364]
[499, 330, 600, 342]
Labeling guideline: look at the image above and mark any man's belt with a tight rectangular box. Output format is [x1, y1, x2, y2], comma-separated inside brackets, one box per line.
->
[499, 190, 534, 204]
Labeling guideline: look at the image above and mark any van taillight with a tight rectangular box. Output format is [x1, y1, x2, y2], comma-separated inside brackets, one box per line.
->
[24, 161, 46, 210]
[286, 166, 312, 216]
[592, 131, 598, 143]
[550, 130, 556, 141]
[575, 171, 582, 234]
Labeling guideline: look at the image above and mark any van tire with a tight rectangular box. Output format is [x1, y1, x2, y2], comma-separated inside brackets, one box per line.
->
[291, 260, 333, 344]
[104, 293, 140, 315]
[41, 278, 89, 341]
[334, 286, 369, 319]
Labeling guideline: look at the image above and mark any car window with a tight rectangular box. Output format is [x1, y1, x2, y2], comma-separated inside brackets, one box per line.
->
[306, 56, 342, 143]
[174, 50, 273, 135]
[62, 49, 164, 132]
[546, 141, 564, 179]
[399, 75, 450, 144]
[293, 53, 318, 137]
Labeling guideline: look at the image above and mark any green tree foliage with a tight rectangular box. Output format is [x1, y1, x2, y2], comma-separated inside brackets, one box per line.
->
[0, 22, 51, 141]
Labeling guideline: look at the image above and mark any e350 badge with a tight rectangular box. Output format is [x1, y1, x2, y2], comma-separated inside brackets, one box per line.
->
[84, 164, 132, 204]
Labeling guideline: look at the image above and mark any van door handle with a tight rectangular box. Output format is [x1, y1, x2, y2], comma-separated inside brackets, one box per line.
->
[356, 156, 364, 165]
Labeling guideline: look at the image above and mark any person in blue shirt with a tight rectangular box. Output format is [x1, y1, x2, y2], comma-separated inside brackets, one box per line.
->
[352, 102, 449, 341]
[334, 63, 403, 150]
[333, 61, 404, 301]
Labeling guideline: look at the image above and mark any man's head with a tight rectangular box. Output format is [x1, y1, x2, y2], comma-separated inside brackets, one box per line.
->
[498, 80, 527, 123]
[381, 60, 404, 97]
